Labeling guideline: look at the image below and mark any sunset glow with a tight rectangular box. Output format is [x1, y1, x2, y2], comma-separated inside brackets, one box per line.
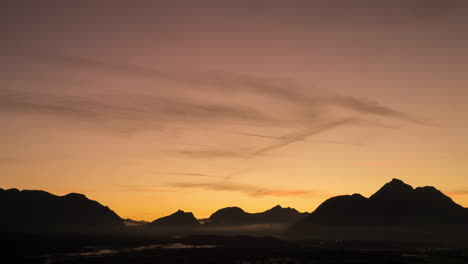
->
[2, 1, 468, 221]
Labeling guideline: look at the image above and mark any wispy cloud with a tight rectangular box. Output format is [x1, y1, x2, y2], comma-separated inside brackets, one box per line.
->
[178, 150, 251, 159]
[179, 118, 372, 157]
[4, 48, 431, 157]
[310, 140, 361, 146]
[152, 169, 249, 180]
[235, 132, 361, 146]
[330, 95, 432, 126]
[252, 118, 355, 155]
[0, 88, 273, 130]
[234, 132, 289, 140]
[9, 48, 427, 125]
[168, 182, 320, 198]
[130, 188, 178, 193]
[154, 171, 219, 178]
[114, 184, 176, 193]
[0, 88, 103, 119]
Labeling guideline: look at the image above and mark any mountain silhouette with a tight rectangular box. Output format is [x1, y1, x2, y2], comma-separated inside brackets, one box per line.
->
[290, 179, 468, 238]
[207, 207, 249, 225]
[206, 205, 308, 226]
[148, 210, 200, 229]
[4, 180, 466, 241]
[0, 188, 123, 232]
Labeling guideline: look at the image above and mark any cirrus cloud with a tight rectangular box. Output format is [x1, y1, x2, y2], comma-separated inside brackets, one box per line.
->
[167, 181, 321, 198]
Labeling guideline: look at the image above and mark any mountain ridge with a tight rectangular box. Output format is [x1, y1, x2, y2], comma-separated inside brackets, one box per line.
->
[3, 179, 467, 238]
[0, 188, 123, 232]
[291, 178, 468, 238]
[206, 205, 308, 226]
[148, 210, 200, 229]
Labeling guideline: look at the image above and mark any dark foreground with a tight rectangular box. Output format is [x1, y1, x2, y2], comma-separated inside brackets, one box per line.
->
[2, 233, 468, 264]
[47, 246, 468, 264]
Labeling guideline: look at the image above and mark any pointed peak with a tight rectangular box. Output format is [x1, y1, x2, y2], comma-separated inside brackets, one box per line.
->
[389, 178, 407, 185]
[162, 210, 196, 219]
[150, 209, 199, 226]
[371, 178, 413, 200]
[271, 205, 283, 210]
[173, 209, 190, 215]
[385, 178, 413, 189]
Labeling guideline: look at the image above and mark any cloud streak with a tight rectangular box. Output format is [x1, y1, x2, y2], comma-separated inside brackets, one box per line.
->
[234, 132, 289, 140]
[235, 131, 361, 146]
[0, 88, 273, 130]
[253, 118, 355, 155]
[154, 171, 219, 178]
[168, 182, 320, 198]
[4, 48, 431, 157]
[179, 118, 368, 158]
[8, 48, 428, 125]
[330, 95, 432, 126]
[178, 150, 251, 159]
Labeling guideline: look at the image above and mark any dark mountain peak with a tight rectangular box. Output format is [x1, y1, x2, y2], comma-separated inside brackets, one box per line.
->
[265, 205, 300, 214]
[222, 206, 245, 212]
[325, 193, 366, 202]
[169, 209, 195, 218]
[414, 186, 463, 209]
[150, 210, 200, 228]
[370, 178, 413, 200]
[207, 205, 307, 226]
[314, 193, 367, 214]
[175, 210, 197, 219]
[64, 193, 88, 200]
[0, 188, 123, 232]
[386, 178, 413, 190]
[415, 186, 440, 194]
[207, 207, 247, 225]
[291, 179, 467, 236]
[370, 179, 461, 208]
[414, 186, 443, 198]
[210, 207, 246, 217]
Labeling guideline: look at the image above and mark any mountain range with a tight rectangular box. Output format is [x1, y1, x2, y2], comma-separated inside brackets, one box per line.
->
[0, 188, 123, 232]
[143, 205, 308, 234]
[148, 210, 200, 230]
[205, 205, 308, 226]
[2, 179, 467, 241]
[290, 179, 468, 239]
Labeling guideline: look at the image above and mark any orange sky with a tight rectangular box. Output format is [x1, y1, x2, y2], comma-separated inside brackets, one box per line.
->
[2, 1, 468, 220]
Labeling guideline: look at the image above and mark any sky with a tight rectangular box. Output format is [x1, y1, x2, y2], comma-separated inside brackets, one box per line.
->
[2, 0, 468, 220]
